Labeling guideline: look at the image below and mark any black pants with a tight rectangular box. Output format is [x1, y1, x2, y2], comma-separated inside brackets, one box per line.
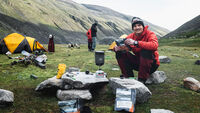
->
[88, 41, 92, 51]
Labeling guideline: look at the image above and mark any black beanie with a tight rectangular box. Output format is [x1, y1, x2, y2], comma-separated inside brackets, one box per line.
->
[131, 17, 144, 29]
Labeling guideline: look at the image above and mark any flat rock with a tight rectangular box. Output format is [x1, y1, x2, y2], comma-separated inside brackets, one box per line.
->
[159, 56, 171, 63]
[109, 77, 152, 103]
[61, 72, 109, 89]
[57, 89, 92, 100]
[146, 71, 167, 84]
[35, 76, 64, 92]
[0, 89, 14, 106]
[183, 77, 200, 92]
[151, 109, 174, 113]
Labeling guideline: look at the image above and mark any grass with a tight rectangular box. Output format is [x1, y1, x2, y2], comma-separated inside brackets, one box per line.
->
[0, 38, 200, 113]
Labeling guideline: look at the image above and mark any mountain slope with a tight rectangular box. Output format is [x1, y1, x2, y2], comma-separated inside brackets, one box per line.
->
[83, 4, 170, 38]
[163, 15, 200, 38]
[0, 0, 169, 44]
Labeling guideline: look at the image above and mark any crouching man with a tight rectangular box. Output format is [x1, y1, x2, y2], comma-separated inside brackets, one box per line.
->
[114, 17, 160, 84]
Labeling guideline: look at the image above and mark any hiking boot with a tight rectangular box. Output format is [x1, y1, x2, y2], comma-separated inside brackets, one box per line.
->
[138, 78, 147, 84]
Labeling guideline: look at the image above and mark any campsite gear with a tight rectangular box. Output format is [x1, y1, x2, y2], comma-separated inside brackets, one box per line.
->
[85, 70, 90, 74]
[35, 54, 47, 64]
[108, 34, 127, 50]
[95, 70, 106, 78]
[48, 34, 55, 52]
[22, 50, 47, 66]
[67, 67, 80, 73]
[33, 49, 44, 56]
[6, 51, 22, 59]
[36, 62, 46, 69]
[129, 77, 137, 79]
[66, 73, 75, 77]
[0, 33, 47, 54]
[95, 51, 107, 78]
[115, 88, 136, 113]
[30, 74, 38, 79]
[115, 38, 126, 46]
[9, 50, 47, 69]
[58, 99, 82, 113]
[56, 64, 67, 79]
[95, 51, 104, 68]
[5, 51, 11, 55]
[115, 38, 131, 52]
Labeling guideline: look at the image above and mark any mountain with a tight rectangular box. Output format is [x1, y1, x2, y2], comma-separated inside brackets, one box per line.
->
[163, 15, 200, 38]
[0, 0, 169, 44]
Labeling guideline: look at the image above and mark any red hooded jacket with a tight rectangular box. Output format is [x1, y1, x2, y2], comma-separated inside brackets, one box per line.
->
[86, 29, 92, 42]
[126, 26, 160, 65]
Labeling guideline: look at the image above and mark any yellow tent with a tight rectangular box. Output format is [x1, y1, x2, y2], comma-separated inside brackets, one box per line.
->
[0, 33, 47, 54]
[108, 34, 127, 50]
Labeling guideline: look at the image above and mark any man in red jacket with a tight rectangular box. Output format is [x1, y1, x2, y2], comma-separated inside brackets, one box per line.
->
[114, 17, 160, 84]
[86, 29, 92, 51]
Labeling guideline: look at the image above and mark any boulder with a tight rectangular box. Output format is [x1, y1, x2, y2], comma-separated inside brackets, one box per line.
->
[183, 77, 200, 92]
[151, 109, 174, 113]
[192, 54, 199, 58]
[35, 76, 64, 92]
[146, 71, 166, 84]
[61, 72, 109, 89]
[57, 89, 92, 100]
[0, 89, 14, 106]
[159, 56, 171, 63]
[109, 77, 152, 103]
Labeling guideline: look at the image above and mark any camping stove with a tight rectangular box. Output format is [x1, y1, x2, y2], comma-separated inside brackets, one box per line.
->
[95, 51, 106, 78]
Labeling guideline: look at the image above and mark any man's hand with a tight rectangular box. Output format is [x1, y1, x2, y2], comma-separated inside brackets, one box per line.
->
[124, 38, 135, 45]
[114, 46, 121, 52]
[114, 45, 129, 52]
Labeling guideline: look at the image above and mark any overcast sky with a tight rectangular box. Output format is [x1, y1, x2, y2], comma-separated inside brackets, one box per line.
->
[72, 0, 200, 31]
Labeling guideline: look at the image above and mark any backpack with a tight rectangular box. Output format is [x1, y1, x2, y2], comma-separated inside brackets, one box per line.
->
[86, 29, 92, 41]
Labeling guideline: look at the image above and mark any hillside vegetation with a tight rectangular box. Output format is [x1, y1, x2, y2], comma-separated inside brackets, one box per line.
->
[0, 37, 200, 113]
[163, 15, 200, 38]
[0, 0, 169, 44]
